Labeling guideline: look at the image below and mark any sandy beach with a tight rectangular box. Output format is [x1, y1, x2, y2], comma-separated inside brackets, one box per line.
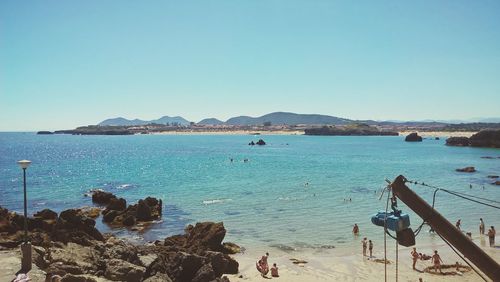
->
[150, 130, 305, 135]
[227, 234, 499, 282]
[398, 131, 478, 138]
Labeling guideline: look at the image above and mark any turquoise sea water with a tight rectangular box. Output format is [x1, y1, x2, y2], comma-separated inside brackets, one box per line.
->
[1, 133, 499, 253]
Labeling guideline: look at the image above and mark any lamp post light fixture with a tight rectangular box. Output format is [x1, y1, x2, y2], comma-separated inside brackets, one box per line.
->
[17, 159, 32, 272]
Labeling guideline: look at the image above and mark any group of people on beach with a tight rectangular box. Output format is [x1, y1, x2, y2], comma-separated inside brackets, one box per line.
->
[353, 224, 374, 258]
[457, 218, 496, 247]
[256, 252, 279, 278]
[411, 247, 443, 273]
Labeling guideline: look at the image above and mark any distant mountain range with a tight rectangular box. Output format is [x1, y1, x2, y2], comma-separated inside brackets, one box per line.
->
[99, 116, 191, 126]
[97, 112, 500, 127]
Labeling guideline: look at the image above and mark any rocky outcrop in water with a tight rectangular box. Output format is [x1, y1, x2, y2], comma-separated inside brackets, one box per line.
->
[446, 130, 500, 148]
[95, 190, 162, 228]
[404, 132, 422, 142]
[446, 137, 470, 146]
[456, 167, 476, 173]
[469, 130, 500, 148]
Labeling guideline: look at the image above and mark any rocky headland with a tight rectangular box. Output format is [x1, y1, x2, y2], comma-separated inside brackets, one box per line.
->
[446, 129, 500, 148]
[304, 124, 398, 136]
[0, 191, 240, 282]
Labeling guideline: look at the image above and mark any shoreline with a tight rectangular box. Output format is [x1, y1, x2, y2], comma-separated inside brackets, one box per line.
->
[228, 233, 498, 281]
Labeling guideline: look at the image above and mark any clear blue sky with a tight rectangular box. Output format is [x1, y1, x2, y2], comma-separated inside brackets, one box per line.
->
[1, 1, 499, 131]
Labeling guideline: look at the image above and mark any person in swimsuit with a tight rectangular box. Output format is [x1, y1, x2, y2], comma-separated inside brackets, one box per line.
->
[432, 250, 443, 273]
[362, 238, 368, 257]
[411, 247, 419, 270]
[368, 240, 373, 257]
[488, 226, 496, 247]
[479, 218, 485, 235]
[353, 224, 359, 235]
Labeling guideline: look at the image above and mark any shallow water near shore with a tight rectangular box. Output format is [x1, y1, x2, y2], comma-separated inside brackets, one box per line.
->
[1, 132, 499, 255]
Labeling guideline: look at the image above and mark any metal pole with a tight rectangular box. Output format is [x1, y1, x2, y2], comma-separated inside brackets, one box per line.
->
[391, 175, 500, 281]
[23, 167, 28, 243]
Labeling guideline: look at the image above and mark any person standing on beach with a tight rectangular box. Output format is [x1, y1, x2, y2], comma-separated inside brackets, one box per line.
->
[368, 240, 373, 257]
[479, 218, 485, 235]
[455, 219, 461, 230]
[261, 252, 269, 269]
[488, 226, 496, 247]
[411, 247, 419, 270]
[353, 224, 359, 235]
[432, 250, 443, 273]
[362, 238, 368, 257]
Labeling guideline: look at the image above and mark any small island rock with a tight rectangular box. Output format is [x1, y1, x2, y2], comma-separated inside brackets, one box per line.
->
[405, 133, 423, 142]
[456, 167, 476, 173]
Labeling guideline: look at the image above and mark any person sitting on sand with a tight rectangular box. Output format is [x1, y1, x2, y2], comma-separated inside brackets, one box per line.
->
[411, 247, 419, 269]
[488, 226, 496, 247]
[362, 237, 368, 257]
[479, 218, 485, 235]
[432, 250, 443, 273]
[271, 263, 279, 277]
[353, 224, 359, 235]
[368, 240, 373, 257]
[419, 253, 431, 260]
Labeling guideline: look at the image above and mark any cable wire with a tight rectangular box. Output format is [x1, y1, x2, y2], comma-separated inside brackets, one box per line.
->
[435, 231, 488, 282]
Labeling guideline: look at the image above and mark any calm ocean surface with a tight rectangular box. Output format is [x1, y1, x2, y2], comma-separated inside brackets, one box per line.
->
[1, 132, 499, 253]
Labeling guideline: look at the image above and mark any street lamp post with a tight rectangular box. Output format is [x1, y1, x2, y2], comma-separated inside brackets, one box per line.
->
[17, 160, 32, 272]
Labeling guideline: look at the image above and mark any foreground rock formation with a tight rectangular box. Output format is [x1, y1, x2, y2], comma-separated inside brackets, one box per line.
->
[0, 198, 239, 282]
[446, 129, 500, 148]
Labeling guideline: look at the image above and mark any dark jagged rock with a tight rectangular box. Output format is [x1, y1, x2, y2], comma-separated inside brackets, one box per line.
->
[404, 132, 422, 142]
[446, 137, 470, 146]
[52, 209, 104, 244]
[185, 222, 226, 252]
[456, 167, 476, 173]
[91, 190, 116, 205]
[248, 141, 255, 146]
[256, 139, 266, 145]
[488, 175, 499, 179]
[37, 131, 54, 135]
[103, 210, 120, 223]
[34, 209, 58, 220]
[101, 196, 162, 228]
[105, 198, 127, 212]
[222, 242, 241, 254]
[205, 251, 239, 276]
[136, 200, 153, 221]
[435, 137, 440, 140]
